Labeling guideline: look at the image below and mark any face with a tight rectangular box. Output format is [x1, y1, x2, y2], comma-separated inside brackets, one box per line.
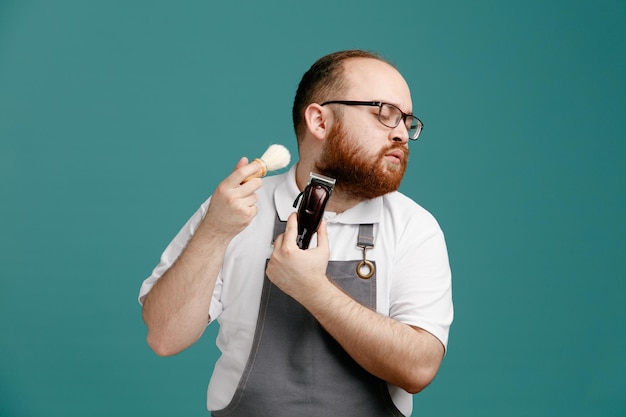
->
[314, 58, 413, 200]
[315, 118, 409, 200]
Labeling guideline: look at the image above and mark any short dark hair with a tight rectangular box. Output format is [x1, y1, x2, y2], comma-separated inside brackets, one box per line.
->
[292, 49, 391, 142]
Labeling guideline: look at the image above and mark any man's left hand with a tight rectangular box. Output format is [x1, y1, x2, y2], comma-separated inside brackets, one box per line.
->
[266, 212, 330, 300]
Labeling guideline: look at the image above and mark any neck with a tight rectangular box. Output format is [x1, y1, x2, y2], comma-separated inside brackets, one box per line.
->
[325, 190, 363, 214]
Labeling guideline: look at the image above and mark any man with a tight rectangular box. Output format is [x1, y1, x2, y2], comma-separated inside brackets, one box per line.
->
[139, 49, 453, 416]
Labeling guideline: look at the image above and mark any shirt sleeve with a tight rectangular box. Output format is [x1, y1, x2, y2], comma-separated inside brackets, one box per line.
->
[389, 215, 454, 351]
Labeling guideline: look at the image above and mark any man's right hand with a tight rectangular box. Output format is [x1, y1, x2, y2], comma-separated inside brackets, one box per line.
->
[202, 157, 264, 238]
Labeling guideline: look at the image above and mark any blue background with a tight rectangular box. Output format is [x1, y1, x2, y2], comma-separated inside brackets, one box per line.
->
[1, 1, 625, 416]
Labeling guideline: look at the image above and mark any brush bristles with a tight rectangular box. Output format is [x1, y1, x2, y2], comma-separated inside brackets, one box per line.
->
[259, 144, 291, 172]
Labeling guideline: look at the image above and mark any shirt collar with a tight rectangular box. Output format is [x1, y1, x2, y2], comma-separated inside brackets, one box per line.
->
[274, 164, 383, 225]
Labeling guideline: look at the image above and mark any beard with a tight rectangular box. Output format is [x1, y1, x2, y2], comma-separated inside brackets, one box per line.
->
[315, 121, 409, 200]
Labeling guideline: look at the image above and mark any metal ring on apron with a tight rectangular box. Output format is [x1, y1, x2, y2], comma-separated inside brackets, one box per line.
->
[356, 245, 375, 279]
[356, 259, 375, 279]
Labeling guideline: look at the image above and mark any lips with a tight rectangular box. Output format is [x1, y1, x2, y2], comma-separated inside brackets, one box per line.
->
[384, 148, 407, 163]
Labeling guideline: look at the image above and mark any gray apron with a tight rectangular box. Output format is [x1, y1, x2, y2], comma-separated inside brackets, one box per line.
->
[212, 217, 404, 417]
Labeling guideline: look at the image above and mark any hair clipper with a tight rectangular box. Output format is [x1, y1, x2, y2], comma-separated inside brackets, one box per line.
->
[292, 173, 336, 249]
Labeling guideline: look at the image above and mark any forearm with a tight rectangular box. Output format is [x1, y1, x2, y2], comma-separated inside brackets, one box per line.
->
[301, 278, 444, 394]
[142, 222, 230, 356]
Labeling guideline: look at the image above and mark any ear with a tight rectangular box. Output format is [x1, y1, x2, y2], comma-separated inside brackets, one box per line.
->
[304, 103, 332, 141]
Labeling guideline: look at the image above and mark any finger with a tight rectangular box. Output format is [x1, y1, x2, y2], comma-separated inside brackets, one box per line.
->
[240, 161, 264, 182]
[315, 219, 329, 250]
[233, 157, 249, 172]
[283, 212, 298, 244]
[225, 160, 263, 188]
[237, 193, 258, 209]
[240, 159, 265, 184]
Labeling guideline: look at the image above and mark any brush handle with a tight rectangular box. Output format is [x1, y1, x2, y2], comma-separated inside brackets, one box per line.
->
[242, 159, 267, 183]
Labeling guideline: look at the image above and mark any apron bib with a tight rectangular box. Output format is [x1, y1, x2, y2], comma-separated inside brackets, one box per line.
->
[212, 217, 403, 417]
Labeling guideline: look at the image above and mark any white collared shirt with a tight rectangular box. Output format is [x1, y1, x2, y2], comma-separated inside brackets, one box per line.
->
[139, 164, 453, 416]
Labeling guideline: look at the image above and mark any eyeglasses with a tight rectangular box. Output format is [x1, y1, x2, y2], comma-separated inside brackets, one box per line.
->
[320, 100, 424, 140]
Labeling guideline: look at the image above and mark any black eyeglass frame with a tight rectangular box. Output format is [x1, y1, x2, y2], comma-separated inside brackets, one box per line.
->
[320, 100, 424, 140]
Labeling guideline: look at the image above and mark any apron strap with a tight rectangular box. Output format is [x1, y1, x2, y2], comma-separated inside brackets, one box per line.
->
[272, 214, 287, 243]
[357, 223, 374, 249]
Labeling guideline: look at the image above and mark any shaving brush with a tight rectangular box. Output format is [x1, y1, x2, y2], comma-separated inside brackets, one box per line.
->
[243, 144, 291, 183]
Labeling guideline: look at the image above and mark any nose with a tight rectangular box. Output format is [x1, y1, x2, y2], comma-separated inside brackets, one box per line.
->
[390, 122, 409, 144]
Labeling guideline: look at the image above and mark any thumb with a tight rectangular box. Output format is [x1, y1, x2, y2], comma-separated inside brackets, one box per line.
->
[233, 157, 249, 172]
